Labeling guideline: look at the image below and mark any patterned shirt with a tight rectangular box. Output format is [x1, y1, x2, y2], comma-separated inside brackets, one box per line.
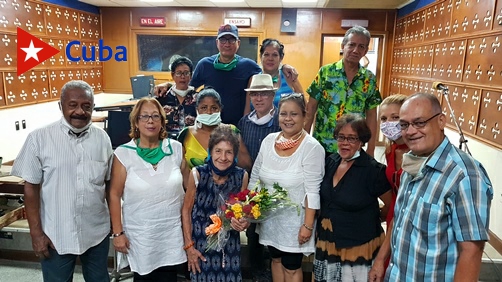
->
[11, 118, 113, 255]
[156, 89, 197, 138]
[237, 108, 281, 162]
[386, 137, 493, 282]
[306, 60, 382, 153]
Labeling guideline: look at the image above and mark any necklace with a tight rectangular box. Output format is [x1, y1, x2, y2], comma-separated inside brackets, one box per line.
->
[275, 130, 304, 150]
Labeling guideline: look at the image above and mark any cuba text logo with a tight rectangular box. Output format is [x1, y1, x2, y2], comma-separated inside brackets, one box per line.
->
[66, 40, 127, 62]
[17, 27, 127, 76]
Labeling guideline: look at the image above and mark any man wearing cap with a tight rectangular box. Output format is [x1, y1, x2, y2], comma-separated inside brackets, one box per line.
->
[155, 24, 298, 126]
[238, 73, 281, 282]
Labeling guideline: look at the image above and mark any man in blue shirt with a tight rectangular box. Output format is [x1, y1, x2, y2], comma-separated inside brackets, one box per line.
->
[385, 93, 493, 281]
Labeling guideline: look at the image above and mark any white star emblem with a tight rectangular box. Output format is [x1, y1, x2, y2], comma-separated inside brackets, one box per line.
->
[21, 40, 43, 62]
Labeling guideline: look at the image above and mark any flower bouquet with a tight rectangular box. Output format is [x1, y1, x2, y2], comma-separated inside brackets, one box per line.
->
[205, 182, 299, 252]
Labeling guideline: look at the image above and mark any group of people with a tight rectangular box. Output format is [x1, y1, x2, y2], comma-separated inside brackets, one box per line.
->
[10, 23, 493, 282]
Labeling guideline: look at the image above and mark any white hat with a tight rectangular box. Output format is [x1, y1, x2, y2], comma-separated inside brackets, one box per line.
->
[245, 74, 278, 92]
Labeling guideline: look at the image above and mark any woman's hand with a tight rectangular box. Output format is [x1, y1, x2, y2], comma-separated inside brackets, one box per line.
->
[230, 217, 250, 232]
[368, 258, 386, 282]
[298, 225, 313, 245]
[113, 235, 130, 254]
[186, 247, 206, 274]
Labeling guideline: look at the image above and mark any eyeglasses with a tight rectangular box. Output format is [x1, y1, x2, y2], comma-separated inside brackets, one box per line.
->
[138, 114, 161, 122]
[335, 135, 359, 144]
[174, 71, 191, 77]
[250, 91, 274, 97]
[399, 112, 441, 131]
[345, 42, 368, 51]
[218, 37, 237, 44]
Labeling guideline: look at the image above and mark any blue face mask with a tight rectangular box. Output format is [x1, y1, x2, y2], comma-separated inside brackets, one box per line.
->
[205, 152, 238, 177]
[337, 149, 360, 161]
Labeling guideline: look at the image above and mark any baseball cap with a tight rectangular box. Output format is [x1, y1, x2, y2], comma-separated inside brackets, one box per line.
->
[217, 24, 239, 39]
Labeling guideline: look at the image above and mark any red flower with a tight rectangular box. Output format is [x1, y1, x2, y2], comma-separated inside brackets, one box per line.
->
[237, 190, 249, 201]
[242, 204, 252, 214]
[225, 210, 234, 219]
[227, 197, 238, 205]
[220, 204, 227, 211]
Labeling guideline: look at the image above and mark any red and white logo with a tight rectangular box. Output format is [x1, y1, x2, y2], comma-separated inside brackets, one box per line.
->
[16, 27, 60, 76]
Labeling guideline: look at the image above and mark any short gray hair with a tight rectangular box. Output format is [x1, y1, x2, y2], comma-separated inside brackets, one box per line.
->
[60, 80, 94, 102]
[342, 26, 371, 46]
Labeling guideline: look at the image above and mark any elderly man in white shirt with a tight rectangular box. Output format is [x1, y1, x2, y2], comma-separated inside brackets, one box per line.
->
[11, 80, 113, 282]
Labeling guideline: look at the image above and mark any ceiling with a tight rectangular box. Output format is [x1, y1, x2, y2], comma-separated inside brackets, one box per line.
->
[78, 0, 414, 10]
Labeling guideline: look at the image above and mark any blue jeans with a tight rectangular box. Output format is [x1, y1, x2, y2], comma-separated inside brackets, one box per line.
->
[41, 236, 110, 282]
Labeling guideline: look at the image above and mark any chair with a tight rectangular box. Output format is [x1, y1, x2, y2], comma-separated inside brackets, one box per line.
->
[130, 75, 154, 99]
[106, 111, 132, 149]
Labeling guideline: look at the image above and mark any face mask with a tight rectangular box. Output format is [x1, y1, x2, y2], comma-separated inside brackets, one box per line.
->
[337, 148, 360, 161]
[171, 84, 194, 97]
[61, 117, 91, 135]
[196, 112, 222, 128]
[380, 121, 402, 141]
[401, 153, 428, 177]
[248, 109, 274, 125]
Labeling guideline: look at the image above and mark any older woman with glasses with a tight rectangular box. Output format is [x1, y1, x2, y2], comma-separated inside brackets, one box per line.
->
[108, 97, 189, 281]
[250, 93, 324, 282]
[156, 56, 197, 138]
[313, 113, 392, 282]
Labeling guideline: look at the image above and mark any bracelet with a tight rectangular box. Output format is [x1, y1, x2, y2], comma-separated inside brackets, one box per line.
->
[302, 223, 314, 231]
[183, 242, 194, 250]
[111, 231, 125, 238]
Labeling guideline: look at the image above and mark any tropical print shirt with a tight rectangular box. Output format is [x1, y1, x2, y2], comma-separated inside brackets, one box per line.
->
[306, 60, 382, 153]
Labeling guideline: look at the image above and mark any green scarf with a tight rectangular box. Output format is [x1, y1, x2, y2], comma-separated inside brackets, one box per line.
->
[213, 54, 238, 71]
[121, 139, 173, 165]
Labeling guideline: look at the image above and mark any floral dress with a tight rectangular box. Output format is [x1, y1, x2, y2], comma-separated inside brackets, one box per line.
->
[190, 164, 245, 282]
[306, 60, 382, 153]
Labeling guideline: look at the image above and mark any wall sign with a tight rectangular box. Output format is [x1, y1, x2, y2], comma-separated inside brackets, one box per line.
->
[140, 17, 166, 27]
[224, 18, 251, 27]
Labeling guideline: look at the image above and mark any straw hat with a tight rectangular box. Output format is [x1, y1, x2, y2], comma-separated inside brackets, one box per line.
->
[244, 74, 278, 91]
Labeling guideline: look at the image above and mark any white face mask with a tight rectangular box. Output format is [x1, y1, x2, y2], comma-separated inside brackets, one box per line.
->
[337, 148, 360, 161]
[60, 116, 91, 134]
[248, 108, 274, 125]
[171, 84, 194, 97]
[380, 121, 402, 141]
[196, 112, 222, 128]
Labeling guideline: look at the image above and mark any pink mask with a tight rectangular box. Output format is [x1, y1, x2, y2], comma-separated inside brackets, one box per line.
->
[380, 121, 402, 141]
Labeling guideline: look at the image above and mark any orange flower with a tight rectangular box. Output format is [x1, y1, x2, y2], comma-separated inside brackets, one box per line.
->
[205, 214, 222, 235]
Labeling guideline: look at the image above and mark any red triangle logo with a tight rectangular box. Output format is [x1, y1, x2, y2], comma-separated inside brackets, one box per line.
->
[16, 27, 60, 76]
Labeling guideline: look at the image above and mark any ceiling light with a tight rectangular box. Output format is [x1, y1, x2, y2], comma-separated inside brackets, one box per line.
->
[210, 0, 245, 2]
[282, 0, 317, 2]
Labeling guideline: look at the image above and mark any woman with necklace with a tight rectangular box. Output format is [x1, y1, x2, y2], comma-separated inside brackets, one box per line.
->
[369, 94, 409, 282]
[178, 87, 252, 172]
[181, 124, 250, 281]
[259, 38, 305, 108]
[250, 93, 325, 282]
[313, 114, 392, 282]
[108, 97, 189, 281]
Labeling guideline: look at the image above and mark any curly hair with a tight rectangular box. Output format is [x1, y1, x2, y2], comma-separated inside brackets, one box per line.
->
[208, 124, 240, 157]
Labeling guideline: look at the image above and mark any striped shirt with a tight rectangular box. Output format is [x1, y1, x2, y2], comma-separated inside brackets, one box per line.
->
[385, 137, 493, 281]
[11, 118, 113, 255]
[237, 108, 281, 162]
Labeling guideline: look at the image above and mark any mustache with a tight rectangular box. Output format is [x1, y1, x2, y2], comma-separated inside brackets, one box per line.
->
[70, 115, 87, 120]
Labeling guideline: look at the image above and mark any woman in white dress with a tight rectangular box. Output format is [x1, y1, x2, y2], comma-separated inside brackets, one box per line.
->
[249, 93, 325, 282]
[108, 97, 189, 281]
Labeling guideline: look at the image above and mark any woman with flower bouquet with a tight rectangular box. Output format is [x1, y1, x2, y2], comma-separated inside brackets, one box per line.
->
[249, 93, 325, 282]
[181, 124, 250, 281]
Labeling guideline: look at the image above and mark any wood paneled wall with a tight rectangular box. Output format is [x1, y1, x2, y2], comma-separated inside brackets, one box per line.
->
[0, 0, 102, 109]
[100, 7, 396, 97]
[390, 0, 502, 149]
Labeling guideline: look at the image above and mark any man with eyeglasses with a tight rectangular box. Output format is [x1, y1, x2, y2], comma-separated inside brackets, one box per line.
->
[305, 25, 381, 157]
[384, 93, 493, 282]
[11, 80, 113, 281]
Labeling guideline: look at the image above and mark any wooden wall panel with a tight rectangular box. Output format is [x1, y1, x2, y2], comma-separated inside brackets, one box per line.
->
[390, 0, 502, 149]
[0, 0, 103, 110]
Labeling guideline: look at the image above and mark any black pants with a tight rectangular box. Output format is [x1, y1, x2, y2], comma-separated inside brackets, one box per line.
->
[133, 265, 178, 282]
[246, 223, 270, 272]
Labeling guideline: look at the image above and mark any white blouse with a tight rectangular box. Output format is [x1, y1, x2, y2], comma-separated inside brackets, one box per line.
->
[249, 132, 325, 255]
[114, 139, 187, 275]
